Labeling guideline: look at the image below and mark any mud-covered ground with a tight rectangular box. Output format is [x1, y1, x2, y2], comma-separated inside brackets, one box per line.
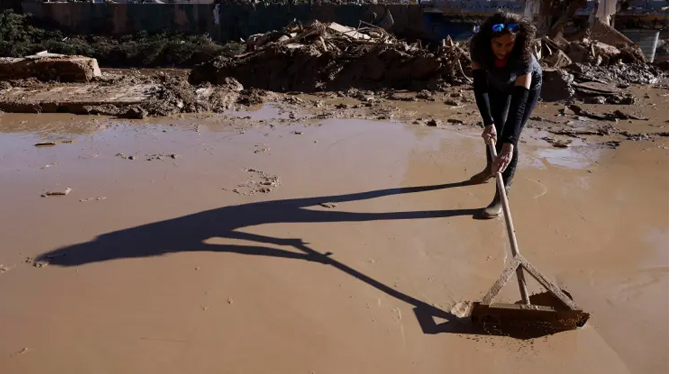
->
[0, 8, 669, 373]
[0, 89, 668, 373]
[1, 65, 668, 151]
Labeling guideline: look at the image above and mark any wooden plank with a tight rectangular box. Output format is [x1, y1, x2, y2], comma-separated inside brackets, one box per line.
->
[481, 255, 522, 304]
[519, 256, 580, 311]
[475, 302, 558, 312]
[488, 140, 530, 304]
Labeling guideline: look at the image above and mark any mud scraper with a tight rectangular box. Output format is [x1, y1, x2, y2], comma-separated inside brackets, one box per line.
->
[470, 140, 590, 337]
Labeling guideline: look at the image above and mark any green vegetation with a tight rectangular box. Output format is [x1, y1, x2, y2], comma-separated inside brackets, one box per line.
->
[0, 10, 244, 67]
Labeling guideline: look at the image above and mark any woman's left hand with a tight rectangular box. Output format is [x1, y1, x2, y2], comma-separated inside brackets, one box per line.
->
[492, 144, 514, 175]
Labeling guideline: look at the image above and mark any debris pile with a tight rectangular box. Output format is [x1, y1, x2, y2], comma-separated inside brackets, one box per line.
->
[537, 21, 667, 102]
[540, 35, 663, 86]
[190, 21, 469, 92]
[540, 21, 647, 68]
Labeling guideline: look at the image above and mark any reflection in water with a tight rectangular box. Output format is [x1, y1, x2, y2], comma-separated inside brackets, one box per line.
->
[522, 135, 605, 170]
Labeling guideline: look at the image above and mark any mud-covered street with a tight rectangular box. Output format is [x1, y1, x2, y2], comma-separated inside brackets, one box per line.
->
[0, 7, 670, 374]
[0, 88, 668, 372]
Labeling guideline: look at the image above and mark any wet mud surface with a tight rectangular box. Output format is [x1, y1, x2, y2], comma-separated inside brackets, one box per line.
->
[0, 94, 668, 373]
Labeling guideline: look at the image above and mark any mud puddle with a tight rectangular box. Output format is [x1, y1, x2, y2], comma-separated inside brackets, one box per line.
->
[0, 112, 667, 374]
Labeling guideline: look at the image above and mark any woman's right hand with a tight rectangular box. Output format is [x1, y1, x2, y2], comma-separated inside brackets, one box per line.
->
[482, 124, 497, 143]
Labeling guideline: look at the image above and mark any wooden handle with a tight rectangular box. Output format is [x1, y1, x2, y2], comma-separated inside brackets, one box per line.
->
[487, 139, 530, 305]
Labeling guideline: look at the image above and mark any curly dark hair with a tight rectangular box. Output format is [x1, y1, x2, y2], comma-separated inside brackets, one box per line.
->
[470, 11, 537, 70]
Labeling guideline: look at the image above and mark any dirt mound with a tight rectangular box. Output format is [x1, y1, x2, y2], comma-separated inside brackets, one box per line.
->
[143, 74, 203, 116]
[189, 21, 469, 92]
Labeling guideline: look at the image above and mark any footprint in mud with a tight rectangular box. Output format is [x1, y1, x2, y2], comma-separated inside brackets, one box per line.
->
[25, 257, 48, 268]
[228, 168, 280, 196]
[0, 264, 15, 274]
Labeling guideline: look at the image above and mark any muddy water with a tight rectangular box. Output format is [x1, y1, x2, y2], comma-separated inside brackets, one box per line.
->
[0, 110, 667, 374]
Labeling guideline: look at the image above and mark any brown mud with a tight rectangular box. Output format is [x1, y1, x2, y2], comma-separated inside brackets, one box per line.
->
[1, 66, 668, 153]
[0, 104, 667, 373]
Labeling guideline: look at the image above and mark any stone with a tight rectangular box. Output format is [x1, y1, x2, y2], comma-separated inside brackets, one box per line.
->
[120, 106, 148, 119]
[0, 52, 101, 83]
[541, 69, 575, 102]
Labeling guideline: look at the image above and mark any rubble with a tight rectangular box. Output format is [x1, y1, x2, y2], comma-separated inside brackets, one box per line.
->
[612, 110, 648, 121]
[540, 69, 576, 101]
[573, 82, 636, 105]
[587, 21, 646, 64]
[538, 23, 667, 93]
[190, 21, 469, 92]
[568, 62, 664, 85]
[566, 105, 648, 122]
[119, 106, 148, 119]
[542, 49, 572, 68]
[0, 18, 665, 122]
[0, 71, 276, 117]
[0, 51, 101, 83]
[236, 88, 277, 106]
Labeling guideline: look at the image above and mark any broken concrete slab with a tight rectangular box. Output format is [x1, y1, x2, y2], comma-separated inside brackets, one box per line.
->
[541, 69, 575, 102]
[594, 42, 621, 59]
[0, 83, 158, 114]
[588, 22, 646, 63]
[0, 53, 101, 83]
[566, 41, 595, 64]
[573, 81, 621, 95]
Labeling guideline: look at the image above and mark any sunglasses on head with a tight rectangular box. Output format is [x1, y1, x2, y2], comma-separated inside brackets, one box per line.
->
[492, 23, 519, 33]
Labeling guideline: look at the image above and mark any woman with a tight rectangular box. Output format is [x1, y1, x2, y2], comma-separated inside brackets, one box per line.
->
[468, 12, 542, 219]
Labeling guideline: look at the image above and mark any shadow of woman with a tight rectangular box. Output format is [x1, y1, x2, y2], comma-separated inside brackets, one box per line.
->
[36, 180, 486, 335]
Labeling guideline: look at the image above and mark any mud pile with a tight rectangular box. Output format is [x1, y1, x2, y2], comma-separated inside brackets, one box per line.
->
[189, 21, 469, 92]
